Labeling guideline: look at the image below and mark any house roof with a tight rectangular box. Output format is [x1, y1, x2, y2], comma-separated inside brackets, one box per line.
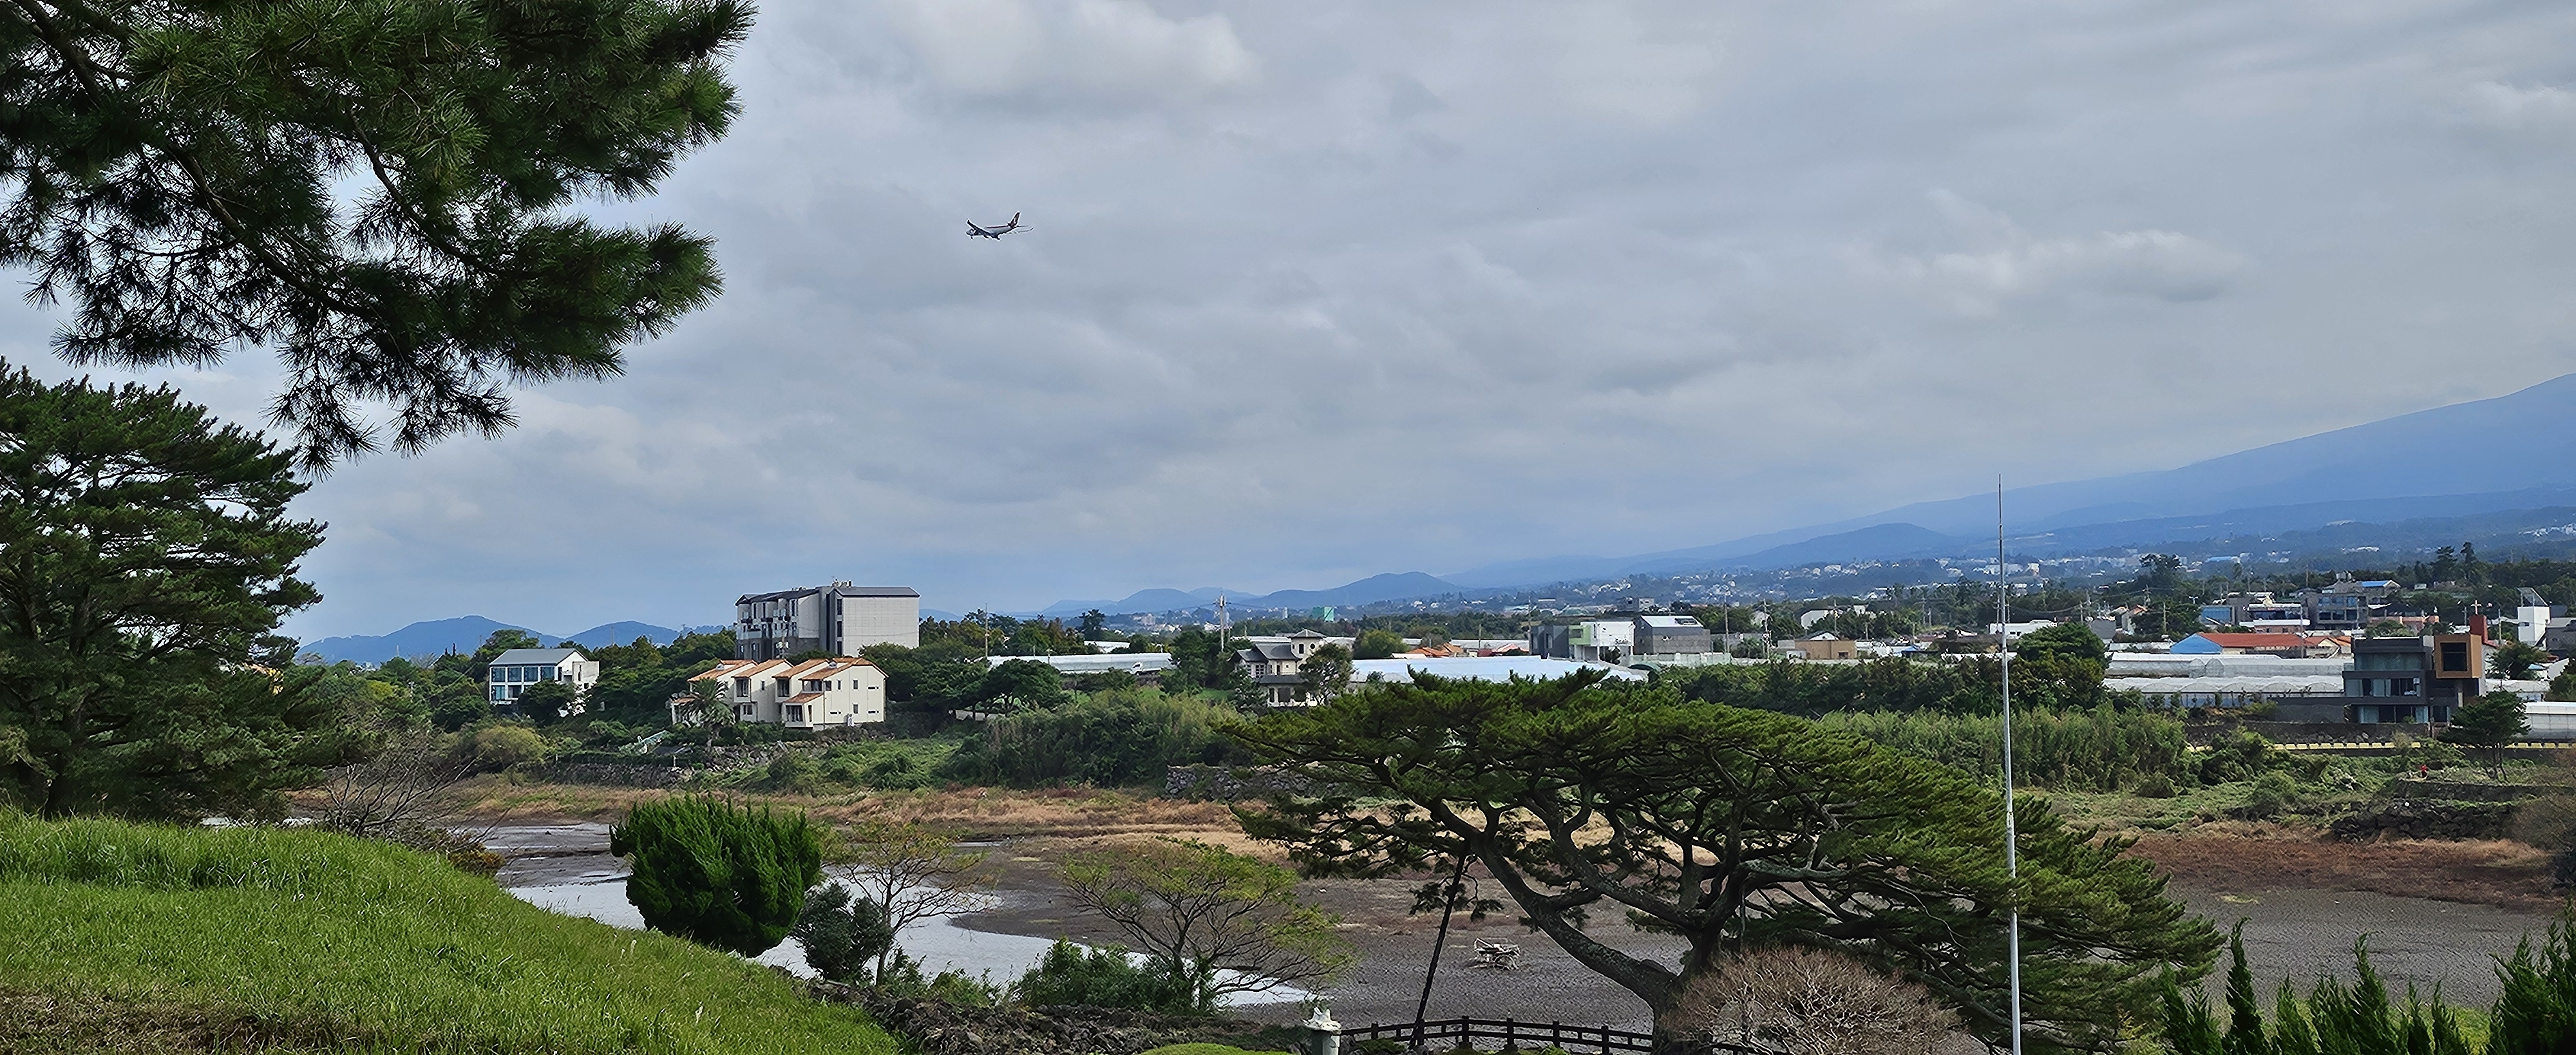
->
[491, 648, 584, 665]
[1638, 615, 1703, 629]
[785, 692, 824, 703]
[2174, 632, 2338, 653]
[1238, 642, 1300, 661]
[1285, 629, 1326, 640]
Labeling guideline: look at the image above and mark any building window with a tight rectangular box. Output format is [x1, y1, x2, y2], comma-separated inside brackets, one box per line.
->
[2440, 642, 2470, 674]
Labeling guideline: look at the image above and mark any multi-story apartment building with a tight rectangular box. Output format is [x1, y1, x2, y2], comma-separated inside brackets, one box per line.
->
[689, 656, 887, 728]
[735, 582, 920, 660]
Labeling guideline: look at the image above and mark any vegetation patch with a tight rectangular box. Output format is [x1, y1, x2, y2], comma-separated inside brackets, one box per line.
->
[0, 814, 893, 1055]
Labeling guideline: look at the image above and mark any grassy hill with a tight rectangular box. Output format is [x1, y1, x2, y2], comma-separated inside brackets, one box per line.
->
[0, 813, 893, 1054]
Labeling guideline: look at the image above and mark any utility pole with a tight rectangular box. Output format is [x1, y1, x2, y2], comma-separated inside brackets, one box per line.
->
[1998, 478, 2023, 1055]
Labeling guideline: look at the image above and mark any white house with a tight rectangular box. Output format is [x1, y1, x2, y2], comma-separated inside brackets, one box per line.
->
[487, 648, 600, 712]
[690, 656, 887, 728]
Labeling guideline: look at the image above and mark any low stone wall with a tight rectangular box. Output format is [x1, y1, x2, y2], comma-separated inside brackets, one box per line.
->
[1163, 764, 1320, 801]
[808, 983, 1232, 1055]
[2329, 799, 2517, 841]
[528, 761, 687, 788]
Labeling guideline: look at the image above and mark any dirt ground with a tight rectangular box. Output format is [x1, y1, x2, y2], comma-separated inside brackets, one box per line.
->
[468, 784, 2571, 1032]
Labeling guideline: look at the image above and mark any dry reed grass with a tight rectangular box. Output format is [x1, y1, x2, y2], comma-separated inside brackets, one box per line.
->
[2129, 826, 2557, 911]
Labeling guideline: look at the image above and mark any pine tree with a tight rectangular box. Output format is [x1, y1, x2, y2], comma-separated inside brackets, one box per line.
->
[2223, 922, 2273, 1055]
[0, 366, 348, 819]
[0, 0, 749, 466]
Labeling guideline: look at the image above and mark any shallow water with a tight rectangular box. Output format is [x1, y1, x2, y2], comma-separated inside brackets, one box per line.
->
[506, 871, 1306, 1006]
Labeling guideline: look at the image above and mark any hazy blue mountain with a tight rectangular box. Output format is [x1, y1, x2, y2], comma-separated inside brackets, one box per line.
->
[1039, 587, 1245, 618]
[564, 621, 683, 649]
[1258, 571, 1461, 609]
[1447, 372, 2576, 587]
[1039, 573, 1462, 618]
[302, 616, 562, 664]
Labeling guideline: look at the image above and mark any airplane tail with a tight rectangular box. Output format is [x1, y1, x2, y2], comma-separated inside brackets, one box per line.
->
[1009, 212, 1020, 225]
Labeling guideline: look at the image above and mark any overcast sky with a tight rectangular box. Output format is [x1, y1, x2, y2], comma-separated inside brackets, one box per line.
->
[14, 0, 2576, 639]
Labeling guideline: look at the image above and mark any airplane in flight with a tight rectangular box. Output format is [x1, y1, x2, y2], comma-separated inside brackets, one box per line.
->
[967, 213, 1027, 239]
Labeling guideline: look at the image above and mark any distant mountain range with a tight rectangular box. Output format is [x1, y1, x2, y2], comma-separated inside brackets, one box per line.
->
[1041, 372, 2576, 616]
[1037, 571, 1463, 618]
[303, 616, 697, 664]
[1441, 372, 2576, 588]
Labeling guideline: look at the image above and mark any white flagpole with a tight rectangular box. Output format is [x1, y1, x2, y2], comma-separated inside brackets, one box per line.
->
[1999, 477, 2023, 1055]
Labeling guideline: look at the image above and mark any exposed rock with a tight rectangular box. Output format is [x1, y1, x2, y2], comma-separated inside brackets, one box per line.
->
[2329, 799, 2517, 841]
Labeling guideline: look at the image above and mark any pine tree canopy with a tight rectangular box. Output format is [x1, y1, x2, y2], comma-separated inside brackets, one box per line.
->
[0, 365, 348, 818]
[0, 0, 752, 466]
[1234, 670, 2221, 1052]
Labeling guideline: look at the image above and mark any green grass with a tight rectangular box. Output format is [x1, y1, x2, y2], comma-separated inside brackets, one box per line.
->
[0, 813, 894, 1054]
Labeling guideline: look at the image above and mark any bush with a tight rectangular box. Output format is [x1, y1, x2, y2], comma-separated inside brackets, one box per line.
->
[875, 947, 1001, 1007]
[791, 882, 893, 984]
[465, 724, 549, 771]
[1012, 940, 1203, 1012]
[1674, 946, 1958, 1055]
[2136, 772, 2176, 799]
[941, 688, 1249, 787]
[610, 796, 822, 956]
[1819, 705, 2191, 792]
[2245, 772, 2298, 819]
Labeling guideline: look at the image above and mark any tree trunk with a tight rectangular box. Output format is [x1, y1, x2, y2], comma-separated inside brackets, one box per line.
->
[1411, 855, 1470, 1052]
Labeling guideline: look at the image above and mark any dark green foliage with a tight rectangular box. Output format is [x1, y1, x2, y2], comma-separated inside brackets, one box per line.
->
[860, 641, 986, 711]
[584, 631, 735, 717]
[0, 367, 354, 819]
[2494, 640, 2552, 681]
[2443, 691, 2529, 777]
[790, 883, 894, 985]
[1663, 656, 1987, 716]
[0, 0, 748, 465]
[2223, 924, 2271, 1055]
[2166, 972, 2224, 1055]
[977, 659, 1066, 710]
[2165, 936, 2485, 1055]
[1011, 940, 1203, 1013]
[941, 689, 1247, 787]
[1351, 629, 1405, 661]
[609, 796, 821, 957]
[1238, 672, 2217, 1052]
[1166, 628, 1230, 691]
[2489, 922, 2576, 1055]
[1820, 705, 2193, 792]
[515, 680, 576, 725]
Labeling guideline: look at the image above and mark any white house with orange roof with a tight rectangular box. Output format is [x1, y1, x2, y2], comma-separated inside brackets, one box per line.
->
[687, 656, 887, 728]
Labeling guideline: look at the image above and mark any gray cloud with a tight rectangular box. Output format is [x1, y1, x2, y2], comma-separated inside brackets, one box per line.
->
[11, 0, 2576, 638]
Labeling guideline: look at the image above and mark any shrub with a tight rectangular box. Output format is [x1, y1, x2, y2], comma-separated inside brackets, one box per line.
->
[875, 947, 1002, 1007]
[2245, 772, 2298, 819]
[942, 688, 1250, 787]
[610, 796, 822, 956]
[1674, 946, 1958, 1055]
[2137, 772, 2177, 799]
[1819, 705, 2191, 792]
[1012, 940, 1202, 1012]
[791, 882, 893, 984]
[465, 725, 549, 771]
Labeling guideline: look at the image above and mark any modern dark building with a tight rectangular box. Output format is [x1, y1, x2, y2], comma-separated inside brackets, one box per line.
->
[2302, 591, 2368, 632]
[1631, 614, 1712, 657]
[2338, 633, 2483, 724]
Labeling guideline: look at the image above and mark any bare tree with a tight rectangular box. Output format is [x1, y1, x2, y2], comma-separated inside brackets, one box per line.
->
[832, 819, 999, 979]
[316, 728, 475, 840]
[1675, 946, 1960, 1055]
[1061, 837, 1355, 1006]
